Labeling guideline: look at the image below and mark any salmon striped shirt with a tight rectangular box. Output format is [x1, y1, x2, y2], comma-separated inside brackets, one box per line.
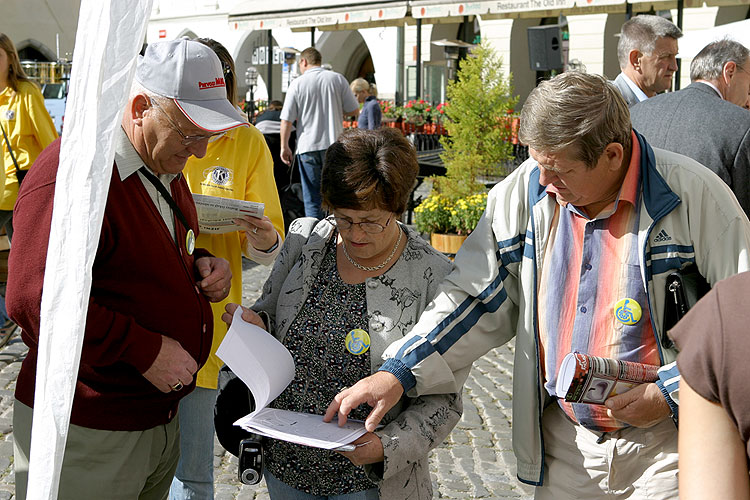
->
[537, 136, 661, 432]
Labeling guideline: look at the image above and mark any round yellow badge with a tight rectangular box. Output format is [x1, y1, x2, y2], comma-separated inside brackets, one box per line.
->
[345, 329, 371, 355]
[614, 298, 642, 325]
[186, 229, 196, 256]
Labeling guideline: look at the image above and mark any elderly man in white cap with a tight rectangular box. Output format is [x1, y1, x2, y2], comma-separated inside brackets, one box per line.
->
[7, 39, 246, 500]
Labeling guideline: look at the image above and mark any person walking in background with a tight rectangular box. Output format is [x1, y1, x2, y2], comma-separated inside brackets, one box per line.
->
[225, 128, 463, 499]
[630, 38, 750, 216]
[612, 15, 682, 106]
[0, 33, 58, 347]
[255, 100, 300, 211]
[7, 38, 236, 500]
[350, 78, 381, 130]
[280, 47, 359, 219]
[254, 100, 285, 135]
[170, 38, 285, 500]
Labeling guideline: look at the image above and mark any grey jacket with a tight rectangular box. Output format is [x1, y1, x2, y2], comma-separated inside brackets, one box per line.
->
[630, 81, 750, 217]
[253, 217, 464, 499]
[612, 73, 642, 107]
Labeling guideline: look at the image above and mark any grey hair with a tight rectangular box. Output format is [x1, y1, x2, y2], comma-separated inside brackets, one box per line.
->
[617, 15, 683, 69]
[690, 38, 750, 81]
[518, 72, 632, 169]
[128, 80, 168, 107]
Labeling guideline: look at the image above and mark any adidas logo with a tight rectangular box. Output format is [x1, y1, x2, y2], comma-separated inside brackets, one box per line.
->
[653, 229, 672, 243]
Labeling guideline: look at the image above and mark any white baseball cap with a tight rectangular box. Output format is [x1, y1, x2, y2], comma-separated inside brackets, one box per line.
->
[136, 39, 247, 133]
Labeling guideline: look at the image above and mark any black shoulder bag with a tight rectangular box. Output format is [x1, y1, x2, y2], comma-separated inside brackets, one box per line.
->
[661, 263, 709, 348]
[0, 120, 27, 185]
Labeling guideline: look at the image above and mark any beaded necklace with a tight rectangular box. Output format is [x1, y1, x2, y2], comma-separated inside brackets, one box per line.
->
[341, 226, 403, 272]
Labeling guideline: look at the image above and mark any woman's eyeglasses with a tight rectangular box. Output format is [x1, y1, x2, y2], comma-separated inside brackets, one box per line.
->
[327, 215, 392, 234]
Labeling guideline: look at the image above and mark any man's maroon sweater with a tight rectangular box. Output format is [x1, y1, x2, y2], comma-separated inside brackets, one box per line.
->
[7, 138, 213, 430]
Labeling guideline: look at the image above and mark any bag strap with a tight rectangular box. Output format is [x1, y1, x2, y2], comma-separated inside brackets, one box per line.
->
[0, 120, 21, 176]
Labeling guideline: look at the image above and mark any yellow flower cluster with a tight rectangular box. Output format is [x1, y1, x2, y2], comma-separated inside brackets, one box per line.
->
[414, 192, 487, 235]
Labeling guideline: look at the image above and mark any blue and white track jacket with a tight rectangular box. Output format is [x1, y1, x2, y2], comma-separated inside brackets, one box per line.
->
[380, 131, 750, 485]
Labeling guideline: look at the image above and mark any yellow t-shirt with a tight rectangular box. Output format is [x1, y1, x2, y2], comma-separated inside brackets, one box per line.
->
[0, 81, 58, 210]
[184, 124, 284, 389]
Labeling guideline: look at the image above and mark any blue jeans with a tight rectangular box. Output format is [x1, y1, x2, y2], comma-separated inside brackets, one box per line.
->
[264, 470, 379, 500]
[297, 150, 326, 219]
[169, 387, 218, 500]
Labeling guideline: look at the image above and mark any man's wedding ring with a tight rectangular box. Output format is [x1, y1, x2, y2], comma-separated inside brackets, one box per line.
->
[252, 227, 258, 234]
[171, 381, 184, 391]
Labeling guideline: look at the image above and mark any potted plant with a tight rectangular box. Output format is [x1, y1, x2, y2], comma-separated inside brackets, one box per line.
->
[431, 102, 448, 135]
[380, 101, 402, 129]
[434, 41, 518, 200]
[402, 99, 431, 133]
[414, 193, 488, 254]
[414, 42, 517, 255]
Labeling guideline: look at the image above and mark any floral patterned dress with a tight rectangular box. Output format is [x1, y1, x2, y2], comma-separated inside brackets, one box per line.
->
[264, 235, 375, 495]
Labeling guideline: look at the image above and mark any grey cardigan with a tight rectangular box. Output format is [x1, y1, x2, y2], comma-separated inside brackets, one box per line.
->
[253, 217, 464, 499]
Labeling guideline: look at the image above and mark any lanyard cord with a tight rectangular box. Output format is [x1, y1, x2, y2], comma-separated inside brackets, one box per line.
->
[138, 166, 192, 247]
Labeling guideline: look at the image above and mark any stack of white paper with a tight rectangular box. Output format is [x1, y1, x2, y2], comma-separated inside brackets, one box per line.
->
[192, 193, 264, 234]
[216, 308, 368, 450]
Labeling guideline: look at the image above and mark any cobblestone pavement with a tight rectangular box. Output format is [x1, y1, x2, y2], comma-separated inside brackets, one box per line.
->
[0, 257, 534, 500]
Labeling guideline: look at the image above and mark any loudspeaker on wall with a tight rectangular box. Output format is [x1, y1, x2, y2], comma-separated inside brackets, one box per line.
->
[527, 25, 563, 72]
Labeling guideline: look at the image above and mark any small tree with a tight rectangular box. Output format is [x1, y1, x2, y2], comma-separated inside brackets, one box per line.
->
[434, 42, 519, 200]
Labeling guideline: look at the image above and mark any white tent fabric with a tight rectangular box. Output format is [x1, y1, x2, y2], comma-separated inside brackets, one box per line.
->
[26, 0, 153, 498]
[678, 19, 750, 60]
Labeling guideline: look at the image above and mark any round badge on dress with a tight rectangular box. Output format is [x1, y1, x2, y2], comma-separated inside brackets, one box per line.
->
[5, 109, 14, 120]
[345, 328, 371, 355]
[614, 298, 642, 325]
[185, 229, 195, 255]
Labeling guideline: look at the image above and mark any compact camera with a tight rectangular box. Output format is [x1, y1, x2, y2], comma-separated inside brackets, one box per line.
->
[238, 437, 263, 485]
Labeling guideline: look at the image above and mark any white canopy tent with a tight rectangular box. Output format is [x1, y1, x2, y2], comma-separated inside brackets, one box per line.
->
[677, 18, 750, 59]
[26, 0, 153, 498]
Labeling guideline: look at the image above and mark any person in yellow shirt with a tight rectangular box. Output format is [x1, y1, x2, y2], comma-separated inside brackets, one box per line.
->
[0, 33, 58, 347]
[169, 38, 284, 500]
[0, 34, 58, 237]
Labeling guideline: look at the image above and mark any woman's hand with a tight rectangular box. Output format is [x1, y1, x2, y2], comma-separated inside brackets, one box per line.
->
[336, 432, 384, 466]
[234, 215, 278, 252]
[222, 303, 266, 330]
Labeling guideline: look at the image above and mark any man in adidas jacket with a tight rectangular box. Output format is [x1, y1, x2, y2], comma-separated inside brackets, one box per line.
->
[327, 72, 750, 499]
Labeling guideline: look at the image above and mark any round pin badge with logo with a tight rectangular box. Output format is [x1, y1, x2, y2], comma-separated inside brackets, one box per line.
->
[5, 109, 14, 120]
[345, 328, 371, 355]
[185, 229, 196, 255]
[614, 298, 642, 325]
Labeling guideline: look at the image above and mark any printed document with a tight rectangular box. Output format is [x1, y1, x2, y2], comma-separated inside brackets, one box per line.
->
[192, 193, 264, 234]
[216, 308, 368, 450]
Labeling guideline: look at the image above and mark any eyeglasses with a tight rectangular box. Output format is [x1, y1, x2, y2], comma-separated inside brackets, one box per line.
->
[327, 215, 392, 234]
[150, 99, 225, 146]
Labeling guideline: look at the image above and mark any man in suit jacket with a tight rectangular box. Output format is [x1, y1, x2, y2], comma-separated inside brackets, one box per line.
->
[611, 15, 682, 107]
[630, 39, 750, 216]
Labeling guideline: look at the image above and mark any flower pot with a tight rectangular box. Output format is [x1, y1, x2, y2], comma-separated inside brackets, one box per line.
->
[430, 233, 468, 255]
[383, 118, 399, 129]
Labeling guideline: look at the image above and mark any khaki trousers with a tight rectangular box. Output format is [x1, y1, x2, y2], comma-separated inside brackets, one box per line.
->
[535, 404, 678, 500]
[13, 399, 180, 500]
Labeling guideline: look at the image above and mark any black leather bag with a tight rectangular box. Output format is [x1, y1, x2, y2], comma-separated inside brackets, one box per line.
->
[661, 263, 709, 348]
[214, 364, 256, 457]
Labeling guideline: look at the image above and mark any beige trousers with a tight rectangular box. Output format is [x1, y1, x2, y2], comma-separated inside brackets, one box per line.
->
[535, 404, 678, 500]
[13, 399, 180, 500]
